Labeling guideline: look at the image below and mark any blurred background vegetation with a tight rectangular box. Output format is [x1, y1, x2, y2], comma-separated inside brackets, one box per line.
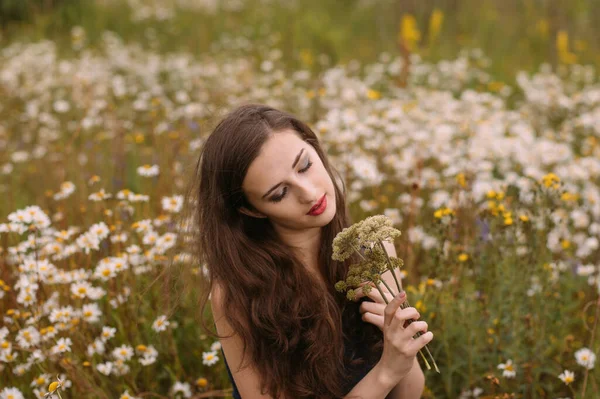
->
[1, 0, 599, 84]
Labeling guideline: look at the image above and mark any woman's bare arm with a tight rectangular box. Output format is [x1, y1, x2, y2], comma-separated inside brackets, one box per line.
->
[342, 361, 400, 399]
[211, 284, 275, 398]
[389, 358, 425, 398]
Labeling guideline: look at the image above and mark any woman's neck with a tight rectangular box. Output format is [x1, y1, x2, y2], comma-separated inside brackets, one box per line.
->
[276, 226, 323, 277]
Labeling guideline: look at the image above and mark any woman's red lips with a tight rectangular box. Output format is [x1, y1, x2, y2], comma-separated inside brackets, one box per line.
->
[307, 194, 327, 215]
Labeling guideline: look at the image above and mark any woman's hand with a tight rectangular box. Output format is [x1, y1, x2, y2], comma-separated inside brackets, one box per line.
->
[377, 291, 433, 385]
[353, 281, 397, 331]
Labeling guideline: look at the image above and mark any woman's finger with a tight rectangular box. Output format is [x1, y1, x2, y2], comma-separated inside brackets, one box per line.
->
[403, 320, 428, 338]
[383, 291, 407, 327]
[361, 311, 384, 330]
[389, 306, 420, 331]
[407, 331, 434, 354]
[359, 301, 385, 315]
[354, 283, 393, 303]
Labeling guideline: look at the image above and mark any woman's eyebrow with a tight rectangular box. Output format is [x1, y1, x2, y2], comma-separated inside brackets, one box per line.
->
[261, 148, 305, 199]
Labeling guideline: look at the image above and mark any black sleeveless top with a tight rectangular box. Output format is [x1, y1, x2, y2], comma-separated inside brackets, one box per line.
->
[219, 298, 394, 399]
[222, 345, 391, 399]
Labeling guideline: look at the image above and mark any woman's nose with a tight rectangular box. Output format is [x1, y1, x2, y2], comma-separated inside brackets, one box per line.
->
[296, 180, 318, 204]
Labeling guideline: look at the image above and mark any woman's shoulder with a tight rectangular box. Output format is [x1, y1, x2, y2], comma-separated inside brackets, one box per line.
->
[211, 282, 276, 398]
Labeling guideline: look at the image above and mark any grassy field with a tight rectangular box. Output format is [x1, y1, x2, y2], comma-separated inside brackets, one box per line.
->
[1, 0, 600, 82]
[0, 0, 599, 398]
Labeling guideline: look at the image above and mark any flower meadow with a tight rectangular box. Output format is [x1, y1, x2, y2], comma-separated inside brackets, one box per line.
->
[1, 2, 600, 398]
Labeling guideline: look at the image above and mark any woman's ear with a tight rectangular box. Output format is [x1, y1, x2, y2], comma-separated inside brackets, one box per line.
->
[238, 206, 268, 219]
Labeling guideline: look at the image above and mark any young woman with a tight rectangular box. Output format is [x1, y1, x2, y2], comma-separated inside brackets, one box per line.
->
[191, 104, 433, 398]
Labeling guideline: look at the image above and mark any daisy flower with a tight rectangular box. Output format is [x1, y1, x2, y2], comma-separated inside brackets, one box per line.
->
[30, 373, 52, 388]
[81, 303, 102, 323]
[139, 355, 157, 366]
[50, 337, 72, 355]
[131, 220, 153, 233]
[137, 164, 159, 177]
[171, 381, 192, 398]
[558, 369, 575, 385]
[202, 350, 219, 366]
[119, 390, 140, 399]
[86, 339, 105, 356]
[1, 387, 25, 399]
[89, 222, 110, 240]
[94, 262, 117, 281]
[0, 349, 18, 363]
[112, 345, 134, 361]
[45, 374, 65, 398]
[162, 195, 183, 213]
[100, 326, 117, 342]
[97, 362, 113, 376]
[16, 326, 41, 349]
[152, 315, 170, 332]
[129, 194, 149, 202]
[142, 231, 159, 245]
[70, 281, 93, 299]
[88, 189, 113, 202]
[575, 347, 596, 369]
[76, 232, 100, 254]
[110, 232, 128, 243]
[497, 359, 516, 378]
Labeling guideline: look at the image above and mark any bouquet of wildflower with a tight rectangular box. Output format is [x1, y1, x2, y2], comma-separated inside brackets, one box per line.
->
[332, 215, 439, 373]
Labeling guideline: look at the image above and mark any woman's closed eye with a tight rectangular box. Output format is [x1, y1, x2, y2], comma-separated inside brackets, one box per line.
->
[269, 159, 313, 203]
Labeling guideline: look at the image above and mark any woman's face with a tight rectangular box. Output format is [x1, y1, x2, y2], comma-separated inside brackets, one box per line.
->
[240, 129, 337, 231]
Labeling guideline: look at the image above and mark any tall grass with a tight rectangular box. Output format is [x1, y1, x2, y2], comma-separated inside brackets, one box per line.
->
[1, 0, 600, 82]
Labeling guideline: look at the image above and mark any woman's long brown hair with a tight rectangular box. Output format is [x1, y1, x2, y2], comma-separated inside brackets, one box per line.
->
[183, 104, 383, 398]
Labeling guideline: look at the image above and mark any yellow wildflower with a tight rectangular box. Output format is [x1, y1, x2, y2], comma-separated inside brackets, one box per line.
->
[428, 9, 444, 43]
[299, 49, 314, 66]
[134, 133, 145, 143]
[196, 377, 208, 388]
[434, 207, 455, 219]
[536, 19, 549, 37]
[487, 81, 504, 92]
[556, 30, 578, 64]
[399, 14, 421, 50]
[367, 89, 381, 100]
[456, 173, 466, 188]
[542, 173, 560, 188]
[561, 192, 579, 202]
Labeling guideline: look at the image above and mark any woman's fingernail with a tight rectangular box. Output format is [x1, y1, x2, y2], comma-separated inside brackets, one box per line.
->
[399, 291, 406, 297]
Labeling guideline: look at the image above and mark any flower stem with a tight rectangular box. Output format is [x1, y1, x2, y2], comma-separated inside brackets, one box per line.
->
[353, 245, 367, 261]
[379, 274, 396, 298]
[402, 300, 441, 373]
[378, 240, 403, 293]
[373, 281, 389, 305]
[418, 348, 431, 370]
